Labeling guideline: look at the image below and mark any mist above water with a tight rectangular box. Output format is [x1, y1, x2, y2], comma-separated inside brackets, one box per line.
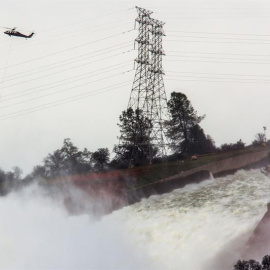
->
[0, 169, 269, 270]
[0, 183, 152, 270]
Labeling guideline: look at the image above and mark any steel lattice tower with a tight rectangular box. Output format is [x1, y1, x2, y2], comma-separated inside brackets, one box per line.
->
[127, 7, 168, 162]
[128, 7, 153, 113]
[148, 18, 168, 156]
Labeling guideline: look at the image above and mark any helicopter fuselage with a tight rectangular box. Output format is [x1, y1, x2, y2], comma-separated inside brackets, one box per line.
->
[4, 30, 34, 39]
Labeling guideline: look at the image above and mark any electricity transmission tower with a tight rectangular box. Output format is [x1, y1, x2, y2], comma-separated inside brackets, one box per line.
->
[128, 7, 152, 112]
[148, 18, 168, 157]
[127, 6, 169, 163]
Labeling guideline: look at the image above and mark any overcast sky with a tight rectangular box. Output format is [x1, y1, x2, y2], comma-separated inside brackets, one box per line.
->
[0, 0, 270, 174]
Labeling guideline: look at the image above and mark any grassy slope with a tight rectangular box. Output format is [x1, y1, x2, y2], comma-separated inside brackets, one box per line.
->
[124, 146, 270, 189]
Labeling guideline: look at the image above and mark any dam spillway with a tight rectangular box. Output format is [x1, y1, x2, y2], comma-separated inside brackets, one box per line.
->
[106, 168, 270, 269]
[0, 168, 269, 269]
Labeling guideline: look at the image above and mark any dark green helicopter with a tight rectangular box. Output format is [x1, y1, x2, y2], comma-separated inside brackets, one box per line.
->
[4, 27, 34, 39]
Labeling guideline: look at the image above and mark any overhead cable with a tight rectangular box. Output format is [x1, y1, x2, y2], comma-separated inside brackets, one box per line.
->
[166, 74, 270, 82]
[166, 50, 270, 58]
[40, 8, 134, 33]
[0, 30, 134, 71]
[166, 54, 270, 62]
[0, 81, 131, 121]
[167, 30, 270, 37]
[1, 44, 133, 82]
[1, 51, 134, 90]
[0, 70, 133, 109]
[168, 34, 270, 42]
[166, 70, 270, 78]
[2, 63, 131, 101]
[166, 77, 270, 84]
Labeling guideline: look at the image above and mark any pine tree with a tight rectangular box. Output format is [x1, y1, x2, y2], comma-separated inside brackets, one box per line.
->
[113, 108, 154, 167]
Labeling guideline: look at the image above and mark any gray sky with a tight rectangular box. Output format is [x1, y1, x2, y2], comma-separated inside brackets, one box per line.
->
[0, 0, 270, 174]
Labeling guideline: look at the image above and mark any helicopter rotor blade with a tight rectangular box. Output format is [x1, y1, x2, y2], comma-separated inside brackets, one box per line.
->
[1, 26, 16, 30]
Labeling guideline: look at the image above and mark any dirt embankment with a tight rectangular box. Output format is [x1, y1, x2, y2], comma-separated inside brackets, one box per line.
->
[127, 148, 270, 204]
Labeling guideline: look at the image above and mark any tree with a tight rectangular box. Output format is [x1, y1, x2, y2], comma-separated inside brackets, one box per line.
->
[5, 166, 23, 182]
[0, 168, 6, 183]
[206, 135, 216, 152]
[12, 166, 23, 181]
[188, 125, 216, 154]
[0, 168, 6, 195]
[60, 138, 92, 175]
[233, 255, 270, 270]
[220, 139, 245, 152]
[113, 108, 154, 168]
[220, 143, 232, 152]
[262, 255, 270, 270]
[91, 148, 110, 171]
[42, 138, 92, 178]
[234, 259, 261, 270]
[234, 139, 245, 150]
[31, 165, 48, 179]
[165, 92, 206, 155]
[252, 133, 266, 147]
[44, 149, 66, 178]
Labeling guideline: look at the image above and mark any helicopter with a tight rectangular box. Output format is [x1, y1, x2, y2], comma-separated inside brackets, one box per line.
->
[4, 27, 34, 39]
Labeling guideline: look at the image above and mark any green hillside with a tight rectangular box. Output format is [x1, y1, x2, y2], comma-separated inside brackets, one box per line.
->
[125, 146, 270, 189]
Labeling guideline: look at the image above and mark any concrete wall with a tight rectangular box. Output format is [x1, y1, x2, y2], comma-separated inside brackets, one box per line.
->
[127, 149, 270, 204]
[243, 203, 270, 259]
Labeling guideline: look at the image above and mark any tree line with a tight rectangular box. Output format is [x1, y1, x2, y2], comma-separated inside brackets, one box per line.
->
[234, 255, 270, 270]
[0, 91, 266, 185]
[113, 92, 216, 167]
[0, 139, 110, 191]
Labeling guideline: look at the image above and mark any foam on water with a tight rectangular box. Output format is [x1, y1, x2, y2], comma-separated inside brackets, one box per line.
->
[108, 169, 270, 270]
[0, 169, 269, 269]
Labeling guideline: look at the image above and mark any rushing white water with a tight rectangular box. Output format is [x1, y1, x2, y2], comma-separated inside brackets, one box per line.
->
[0, 169, 269, 269]
[108, 169, 270, 270]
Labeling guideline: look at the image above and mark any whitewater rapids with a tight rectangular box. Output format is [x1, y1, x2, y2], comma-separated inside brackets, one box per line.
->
[0, 169, 269, 269]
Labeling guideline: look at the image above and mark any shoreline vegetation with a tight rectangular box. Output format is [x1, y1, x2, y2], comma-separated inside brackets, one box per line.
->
[1, 89, 270, 268]
[0, 91, 269, 196]
[0, 143, 268, 195]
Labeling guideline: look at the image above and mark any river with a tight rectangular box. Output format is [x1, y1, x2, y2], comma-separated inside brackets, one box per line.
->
[0, 168, 269, 269]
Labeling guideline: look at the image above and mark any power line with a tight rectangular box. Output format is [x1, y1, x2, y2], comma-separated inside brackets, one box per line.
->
[1, 61, 131, 98]
[1, 20, 134, 53]
[1, 63, 131, 101]
[166, 39, 270, 45]
[168, 34, 270, 42]
[164, 15, 270, 19]
[0, 51, 134, 90]
[167, 30, 270, 37]
[167, 50, 270, 58]
[166, 77, 270, 84]
[152, 7, 270, 10]
[2, 61, 131, 98]
[166, 74, 270, 83]
[40, 8, 134, 33]
[1, 43, 133, 82]
[165, 58, 270, 65]
[35, 18, 132, 41]
[0, 38, 13, 96]
[159, 11, 270, 15]
[0, 81, 131, 121]
[0, 8, 135, 55]
[166, 54, 270, 63]
[34, 21, 133, 47]
[167, 70, 270, 78]
[0, 70, 132, 110]
[0, 30, 134, 71]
